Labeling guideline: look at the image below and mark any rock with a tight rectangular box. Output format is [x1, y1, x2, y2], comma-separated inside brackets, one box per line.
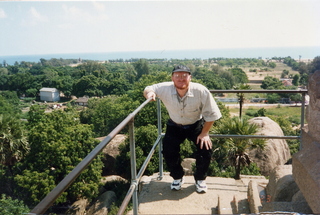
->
[97, 134, 127, 176]
[181, 158, 196, 175]
[262, 165, 312, 213]
[87, 191, 116, 215]
[293, 70, 320, 214]
[292, 191, 313, 214]
[99, 175, 127, 194]
[305, 70, 320, 143]
[66, 199, 88, 215]
[265, 165, 299, 202]
[247, 180, 262, 213]
[248, 117, 291, 176]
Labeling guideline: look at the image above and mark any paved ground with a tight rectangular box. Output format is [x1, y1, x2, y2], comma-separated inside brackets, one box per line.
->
[127, 173, 268, 215]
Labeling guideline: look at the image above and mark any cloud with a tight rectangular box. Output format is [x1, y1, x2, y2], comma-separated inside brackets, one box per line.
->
[92, 1, 106, 12]
[21, 7, 48, 26]
[59, 4, 108, 29]
[0, 8, 7, 19]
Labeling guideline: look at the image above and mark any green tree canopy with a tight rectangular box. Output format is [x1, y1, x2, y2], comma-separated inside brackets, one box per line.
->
[261, 76, 283, 89]
[15, 107, 103, 206]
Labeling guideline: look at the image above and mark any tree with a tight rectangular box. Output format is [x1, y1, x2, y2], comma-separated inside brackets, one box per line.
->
[290, 93, 302, 106]
[234, 84, 251, 118]
[261, 76, 283, 89]
[292, 74, 300, 86]
[230, 68, 248, 84]
[212, 117, 265, 179]
[310, 56, 320, 73]
[72, 75, 103, 97]
[0, 114, 29, 168]
[115, 124, 159, 179]
[80, 95, 140, 136]
[134, 59, 150, 80]
[281, 70, 289, 78]
[76, 61, 108, 78]
[269, 62, 276, 68]
[15, 108, 103, 206]
[266, 93, 281, 104]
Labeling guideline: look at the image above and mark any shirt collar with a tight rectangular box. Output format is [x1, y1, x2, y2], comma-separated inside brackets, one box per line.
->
[170, 82, 194, 97]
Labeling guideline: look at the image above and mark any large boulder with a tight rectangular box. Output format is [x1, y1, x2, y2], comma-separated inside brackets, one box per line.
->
[97, 134, 127, 176]
[181, 158, 196, 175]
[248, 117, 291, 176]
[261, 165, 312, 214]
[87, 191, 116, 215]
[265, 165, 299, 202]
[66, 199, 89, 215]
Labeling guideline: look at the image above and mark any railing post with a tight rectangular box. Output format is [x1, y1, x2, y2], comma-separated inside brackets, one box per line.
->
[157, 98, 163, 180]
[129, 119, 138, 215]
[300, 92, 306, 150]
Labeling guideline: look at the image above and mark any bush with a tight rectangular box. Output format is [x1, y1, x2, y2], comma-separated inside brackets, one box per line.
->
[0, 194, 29, 215]
[207, 161, 261, 178]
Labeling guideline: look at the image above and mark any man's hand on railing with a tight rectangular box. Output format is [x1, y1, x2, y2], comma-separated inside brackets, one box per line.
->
[146, 91, 156, 101]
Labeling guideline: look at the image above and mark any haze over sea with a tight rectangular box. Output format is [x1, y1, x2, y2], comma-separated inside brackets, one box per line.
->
[1, 46, 319, 66]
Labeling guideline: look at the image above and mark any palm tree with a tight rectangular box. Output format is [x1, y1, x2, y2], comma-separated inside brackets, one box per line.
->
[0, 114, 29, 169]
[234, 84, 251, 118]
[213, 117, 265, 179]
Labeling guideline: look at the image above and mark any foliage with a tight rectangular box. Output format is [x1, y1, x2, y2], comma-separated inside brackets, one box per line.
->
[15, 107, 103, 206]
[0, 194, 29, 215]
[266, 93, 281, 104]
[207, 161, 261, 178]
[310, 56, 320, 73]
[270, 116, 300, 155]
[80, 95, 140, 137]
[0, 114, 29, 167]
[292, 74, 300, 86]
[0, 95, 21, 116]
[72, 75, 103, 97]
[212, 117, 265, 179]
[134, 59, 150, 80]
[234, 84, 251, 118]
[229, 68, 248, 84]
[115, 124, 159, 179]
[103, 180, 131, 215]
[261, 76, 283, 89]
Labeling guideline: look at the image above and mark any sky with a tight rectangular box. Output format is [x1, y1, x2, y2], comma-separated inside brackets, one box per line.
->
[0, 0, 320, 57]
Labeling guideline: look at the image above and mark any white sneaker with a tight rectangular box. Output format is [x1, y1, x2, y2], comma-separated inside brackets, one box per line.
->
[171, 177, 184, 190]
[195, 180, 207, 193]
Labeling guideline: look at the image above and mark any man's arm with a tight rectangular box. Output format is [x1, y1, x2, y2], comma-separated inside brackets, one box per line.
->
[196, 121, 214, 150]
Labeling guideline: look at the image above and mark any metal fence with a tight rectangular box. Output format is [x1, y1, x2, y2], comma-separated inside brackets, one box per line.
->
[28, 89, 308, 215]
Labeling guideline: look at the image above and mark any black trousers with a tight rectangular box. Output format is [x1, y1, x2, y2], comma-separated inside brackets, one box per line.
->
[162, 118, 213, 181]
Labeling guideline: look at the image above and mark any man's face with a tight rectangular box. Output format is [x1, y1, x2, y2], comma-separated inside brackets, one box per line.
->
[172, 72, 191, 90]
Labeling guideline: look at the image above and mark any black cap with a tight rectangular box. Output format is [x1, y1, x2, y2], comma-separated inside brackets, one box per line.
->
[172, 65, 191, 74]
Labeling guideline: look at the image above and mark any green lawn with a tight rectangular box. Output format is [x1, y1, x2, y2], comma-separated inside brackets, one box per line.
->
[228, 105, 304, 125]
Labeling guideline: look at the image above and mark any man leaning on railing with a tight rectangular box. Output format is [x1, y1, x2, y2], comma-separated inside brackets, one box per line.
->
[143, 65, 222, 193]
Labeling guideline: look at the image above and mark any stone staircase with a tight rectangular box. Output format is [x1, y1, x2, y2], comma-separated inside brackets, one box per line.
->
[127, 173, 268, 214]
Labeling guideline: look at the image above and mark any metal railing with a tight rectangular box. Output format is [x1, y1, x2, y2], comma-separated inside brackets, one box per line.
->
[29, 98, 154, 214]
[28, 89, 307, 215]
[210, 89, 308, 150]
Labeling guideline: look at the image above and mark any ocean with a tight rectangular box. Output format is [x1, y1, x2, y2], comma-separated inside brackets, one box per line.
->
[1, 46, 319, 66]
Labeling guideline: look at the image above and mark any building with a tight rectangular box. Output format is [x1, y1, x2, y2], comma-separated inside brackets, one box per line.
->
[39, 88, 60, 102]
[74, 97, 89, 106]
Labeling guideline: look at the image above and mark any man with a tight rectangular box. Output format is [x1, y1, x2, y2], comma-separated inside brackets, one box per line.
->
[143, 65, 222, 193]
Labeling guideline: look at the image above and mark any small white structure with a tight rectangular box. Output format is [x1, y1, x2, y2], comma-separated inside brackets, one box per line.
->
[40, 88, 60, 102]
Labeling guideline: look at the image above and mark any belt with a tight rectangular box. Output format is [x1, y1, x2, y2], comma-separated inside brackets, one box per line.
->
[168, 118, 203, 129]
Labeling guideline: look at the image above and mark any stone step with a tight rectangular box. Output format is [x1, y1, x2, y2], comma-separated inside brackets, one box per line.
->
[127, 173, 257, 215]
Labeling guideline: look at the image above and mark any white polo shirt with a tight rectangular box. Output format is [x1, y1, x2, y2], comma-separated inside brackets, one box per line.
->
[144, 82, 222, 125]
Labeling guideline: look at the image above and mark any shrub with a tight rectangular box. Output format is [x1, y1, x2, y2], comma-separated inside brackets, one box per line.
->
[0, 194, 29, 215]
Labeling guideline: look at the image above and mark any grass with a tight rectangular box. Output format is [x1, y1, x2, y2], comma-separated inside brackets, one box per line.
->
[228, 104, 303, 125]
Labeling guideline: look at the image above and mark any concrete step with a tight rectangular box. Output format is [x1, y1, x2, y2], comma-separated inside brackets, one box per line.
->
[127, 173, 262, 215]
